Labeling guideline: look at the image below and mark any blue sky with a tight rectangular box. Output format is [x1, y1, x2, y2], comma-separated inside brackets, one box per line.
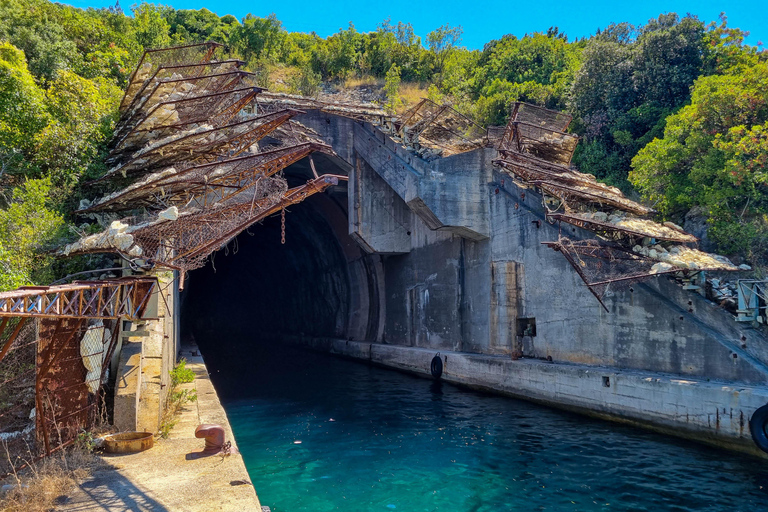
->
[62, 0, 767, 49]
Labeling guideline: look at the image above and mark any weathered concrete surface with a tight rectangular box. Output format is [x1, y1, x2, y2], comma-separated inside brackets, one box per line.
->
[113, 340, 141, 432]
[291, 336, 768, 459]
[60, 347, 260, 512]
[183, 110, 768, 455]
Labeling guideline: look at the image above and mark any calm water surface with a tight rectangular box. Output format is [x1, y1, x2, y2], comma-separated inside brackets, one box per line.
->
[198, 341, 768, 512]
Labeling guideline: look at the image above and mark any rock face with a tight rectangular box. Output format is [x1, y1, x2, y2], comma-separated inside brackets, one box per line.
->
[684, 206, 715, 252]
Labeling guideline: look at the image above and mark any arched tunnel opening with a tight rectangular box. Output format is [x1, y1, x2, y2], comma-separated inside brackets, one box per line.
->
[180, 153, 382, 364]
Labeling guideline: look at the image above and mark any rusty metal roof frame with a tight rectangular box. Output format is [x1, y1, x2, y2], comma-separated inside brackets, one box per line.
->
[499, 121, 578, 166]
[533, 180, 655, 216]
[144, 174, 344, 277]
[493, 156, 654, 216]
[93, 109, 303, 185]
[0, 276, 157, 321]
[109, 86, 264, 161]
[397, 98, 488, 154]
[256, 92, 388, 123]
[542, 238, 681, 311]
[115, 69, 259, 144]
[547, 213, 698, 243]
[509, 101, 573, 132]
[120, 41, 223, 112]
[69, 176, 344, 286]
[122, 60, 246, 118]
[84, 142, 335, 213]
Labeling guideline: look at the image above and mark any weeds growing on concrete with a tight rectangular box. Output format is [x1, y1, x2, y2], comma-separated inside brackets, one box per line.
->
[159, 360, 197, 439]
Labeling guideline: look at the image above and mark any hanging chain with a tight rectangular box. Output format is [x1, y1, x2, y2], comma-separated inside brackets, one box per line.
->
[281, 207, 286, 245]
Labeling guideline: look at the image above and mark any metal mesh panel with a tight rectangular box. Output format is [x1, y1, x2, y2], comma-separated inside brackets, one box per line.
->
[111, 86, 263, 159]
[398, 99, 487, 156]
[84, 142, 332, 213]
[97, 110, 300, 185]
[511, 102, 572, 132]
[122, 61, 247, 123]
[120, 42, 223, 112]
[115, 69, 258, 145]
[499, 122, 578, 166]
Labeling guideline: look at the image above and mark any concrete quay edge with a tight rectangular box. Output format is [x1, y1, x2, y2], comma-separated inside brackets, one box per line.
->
[289, 335, 768, 460]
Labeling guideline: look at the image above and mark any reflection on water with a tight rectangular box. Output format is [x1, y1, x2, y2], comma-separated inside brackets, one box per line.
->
[197, 340, 768, 512]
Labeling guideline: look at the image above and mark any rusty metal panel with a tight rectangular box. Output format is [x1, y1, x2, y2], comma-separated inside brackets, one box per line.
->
[35, 318, 119, 455]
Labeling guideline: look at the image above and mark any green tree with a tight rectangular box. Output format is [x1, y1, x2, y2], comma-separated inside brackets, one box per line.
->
[630, 61, 768, 263]
[0, 43, 50, 178]
[384, 63, 402, 113]
[231, 13, 285, 65]
[427, 23, 462, 76]
[132, 2, 171, 50]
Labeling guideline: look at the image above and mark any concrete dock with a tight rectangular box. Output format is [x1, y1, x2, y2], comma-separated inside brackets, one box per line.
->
[59, 348, 261, 512]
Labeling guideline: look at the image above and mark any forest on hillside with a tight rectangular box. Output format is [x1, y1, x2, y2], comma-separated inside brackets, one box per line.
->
[0, 0, 766, 288]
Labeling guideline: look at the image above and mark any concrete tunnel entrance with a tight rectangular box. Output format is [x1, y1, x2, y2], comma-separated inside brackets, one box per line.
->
[180, 153, 383, 349]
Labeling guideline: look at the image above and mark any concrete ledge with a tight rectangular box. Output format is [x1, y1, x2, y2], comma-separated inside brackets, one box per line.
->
[292, 336, 768, 459]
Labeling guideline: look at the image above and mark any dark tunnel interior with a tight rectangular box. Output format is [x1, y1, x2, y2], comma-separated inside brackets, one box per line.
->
[180, 154, 380, 350]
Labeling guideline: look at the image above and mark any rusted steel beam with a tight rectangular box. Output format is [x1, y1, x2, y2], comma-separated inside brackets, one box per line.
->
[122, 62, 248, 123]
[168, 175, 342, 267]
[0, 277, 156, 320]
[92, 110, 302, 185]
[541, 241, 609, 312]
[120, 41, 223, 112]
[0, 317, 25, 363]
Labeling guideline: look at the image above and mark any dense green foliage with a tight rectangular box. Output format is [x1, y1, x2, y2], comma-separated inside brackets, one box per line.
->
[0, 0, 765, 289]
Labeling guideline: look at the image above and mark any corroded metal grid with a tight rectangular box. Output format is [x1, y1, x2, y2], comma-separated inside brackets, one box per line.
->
[398, 98, 487, 156]
[255, 92, 388, 123]
[498, 102, 578, 166]
[96, 110, 301, 184]
[83, 142, 334, 213]
[110, 86, 263, 160]
[120, 42, 223, 112]
[509, 102, 573, 132]
[114, 72, 261, 150]
[0, 277, 154, 474]
[542, 237, 682, 311]
[547, 213, 698, 243]
[494, 155, 654, 216]
[121, 62, 249, 128]
[35, 318, 120, 456]
[533, 180, 655, 216]
[0, 277, 156, 320]
[69, 175, 342, 280]
[499, 121, 578, 166]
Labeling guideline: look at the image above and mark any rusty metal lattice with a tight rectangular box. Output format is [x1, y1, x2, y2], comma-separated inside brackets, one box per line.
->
[255, 91, 388, 124]
[83, 142, 334, 213]
[547, 213, 698, 243]
[498, 102, 578, 165]
[119, 64, 252, 134]
[113, 80, 263, 158]
[120, 41, 223, 112]
[66, 175, 343, 283]
[35, 318, 119, 456]
[0, 277, 156, 320]
[542, 237, 683, 311]
[397, 98, 487, 157]
[97, 109, 302, 184]
[0, 276, 155, 474]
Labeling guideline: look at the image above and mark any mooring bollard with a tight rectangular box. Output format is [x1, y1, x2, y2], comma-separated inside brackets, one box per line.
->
[195, 424, 226, 454]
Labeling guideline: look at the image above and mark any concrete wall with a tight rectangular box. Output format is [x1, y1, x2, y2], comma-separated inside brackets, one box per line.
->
[283, 110, 768, 453]
[114, 270, 179, 433]
[172, 110, 768, 455]
[288, 336, 768, 458]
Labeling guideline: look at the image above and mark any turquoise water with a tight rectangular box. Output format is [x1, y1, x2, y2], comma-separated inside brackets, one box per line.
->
[199, 342, 768, 512]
